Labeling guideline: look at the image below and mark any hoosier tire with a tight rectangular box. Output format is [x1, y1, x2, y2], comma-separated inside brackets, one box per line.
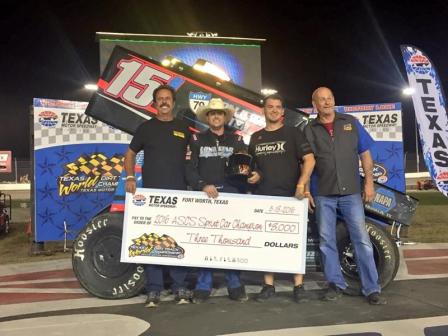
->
[336, 219, 399, 296]
[72, 212, 145, 299]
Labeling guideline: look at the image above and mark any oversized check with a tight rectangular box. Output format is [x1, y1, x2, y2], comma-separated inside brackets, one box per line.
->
[121, 188, 308, 274]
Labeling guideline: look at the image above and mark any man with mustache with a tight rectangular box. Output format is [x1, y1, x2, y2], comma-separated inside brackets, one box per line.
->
[124, 84, 192, 308]
[248, 93, 315, 303]
[304, 87, 386, 305]
[186, 98, 248, 303]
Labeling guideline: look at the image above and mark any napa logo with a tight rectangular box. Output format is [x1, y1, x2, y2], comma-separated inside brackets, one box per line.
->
[132, 194, 146, 206]
[409, 54, 431, 74]
[189, 92, 212, 113]
[372, 188, 396, 213]
[38, 110, 58, 128]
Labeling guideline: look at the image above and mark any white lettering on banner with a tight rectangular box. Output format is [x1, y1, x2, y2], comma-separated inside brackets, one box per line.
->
[402, 45, 448, 196]
[122, 189, 308, 274]
[350, 110, 402, 142]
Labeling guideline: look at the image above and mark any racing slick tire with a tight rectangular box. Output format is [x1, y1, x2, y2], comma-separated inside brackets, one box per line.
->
[72, 212, 145, 299]
[336, 219, 399, 296]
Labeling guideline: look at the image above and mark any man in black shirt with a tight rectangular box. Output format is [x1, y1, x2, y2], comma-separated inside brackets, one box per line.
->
[186, 98, 248, 303]
[248, 93, 315, 303]
[305, 87, 386, 305]
[124, 85, 191, 308]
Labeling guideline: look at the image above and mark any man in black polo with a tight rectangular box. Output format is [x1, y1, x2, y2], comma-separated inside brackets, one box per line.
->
[304, 87, 386, 305]
[124, 84, 191, 308]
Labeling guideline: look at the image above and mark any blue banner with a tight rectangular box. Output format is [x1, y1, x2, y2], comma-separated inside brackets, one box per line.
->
[33, 98, 132, 241]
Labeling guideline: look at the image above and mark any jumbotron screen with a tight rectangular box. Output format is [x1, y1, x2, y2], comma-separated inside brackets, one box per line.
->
[98, 33, 263, 92]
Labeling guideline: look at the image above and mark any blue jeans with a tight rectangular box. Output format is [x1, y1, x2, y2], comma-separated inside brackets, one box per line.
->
[315, 194, 380, 296]
[195, 269, 242, 292]
[194, 185, 243, 292]
[144, 265, 189, 293]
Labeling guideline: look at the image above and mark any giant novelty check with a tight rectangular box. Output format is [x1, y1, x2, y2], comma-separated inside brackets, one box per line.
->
[121, 188, 308, 274]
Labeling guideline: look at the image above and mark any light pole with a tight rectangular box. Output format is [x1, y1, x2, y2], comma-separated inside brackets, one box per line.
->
[402, 87, 419, 172]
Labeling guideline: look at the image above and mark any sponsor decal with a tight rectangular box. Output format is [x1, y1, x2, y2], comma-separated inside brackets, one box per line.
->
[409, 54, 431, 74]
[132, 194, 146, 207]
[128, 233, 185, 258]
[38, 110, 58, 127]
[60, 112, 98, 129]
[373, 163, 388, 183]
[199, 145, 234, 158]
[189, 92, 212, 113]
[436, 171, 448, 182]
[145, 195, 178, 208]
[254, 141, 286, 155]
[102, 57, 172, 111]
[362, 113, 398, 126]
[173, 130, 185, 139]
[58, 152, 124, 196]
[371, 187, 396, 213]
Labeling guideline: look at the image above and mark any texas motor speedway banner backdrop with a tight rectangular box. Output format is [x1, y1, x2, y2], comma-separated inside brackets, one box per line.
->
[300, 103, 405, 192]
[33, 98, 132, 241]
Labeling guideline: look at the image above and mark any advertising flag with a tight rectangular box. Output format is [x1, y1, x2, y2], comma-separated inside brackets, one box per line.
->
[401, 45, 448, 196]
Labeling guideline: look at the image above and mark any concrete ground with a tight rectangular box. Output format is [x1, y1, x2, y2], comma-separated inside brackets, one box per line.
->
[0, 243, 447, 336]
[1, 186, 447, 335]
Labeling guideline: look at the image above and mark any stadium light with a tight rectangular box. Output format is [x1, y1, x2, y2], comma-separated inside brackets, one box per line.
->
[402, 87, 415, 95]
[261, 88, 278, 96]
[84, 84, 98, 91]
[193, 59, 231, 82]
[161, 56, 181, 67]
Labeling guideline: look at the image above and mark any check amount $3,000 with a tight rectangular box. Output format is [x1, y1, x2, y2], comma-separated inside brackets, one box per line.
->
[123, 189, 308, 273]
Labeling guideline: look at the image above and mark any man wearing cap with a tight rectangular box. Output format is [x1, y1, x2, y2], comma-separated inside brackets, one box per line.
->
[304, 87, 386, 305]
[186, 97, 248, 303]
[248, 93, 315, 303]
[124, 84, 192, 308]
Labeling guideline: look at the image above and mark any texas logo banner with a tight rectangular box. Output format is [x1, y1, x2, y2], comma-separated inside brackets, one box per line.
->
[401, 45, 448, 197]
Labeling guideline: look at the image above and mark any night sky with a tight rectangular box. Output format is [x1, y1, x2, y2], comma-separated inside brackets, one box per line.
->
[1, 0, 447, 161]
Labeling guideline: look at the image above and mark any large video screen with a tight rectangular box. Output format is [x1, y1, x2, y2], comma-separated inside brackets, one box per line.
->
[99, 35, 262, 92]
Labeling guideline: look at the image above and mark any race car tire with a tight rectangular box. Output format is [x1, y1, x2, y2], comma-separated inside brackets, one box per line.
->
[72, 212, 145, 299]
[336, 219, 399, 296]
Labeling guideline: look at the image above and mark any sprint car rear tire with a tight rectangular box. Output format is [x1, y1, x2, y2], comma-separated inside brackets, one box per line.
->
[72, 212, 145, 299]
[336, 219, 399, 296]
